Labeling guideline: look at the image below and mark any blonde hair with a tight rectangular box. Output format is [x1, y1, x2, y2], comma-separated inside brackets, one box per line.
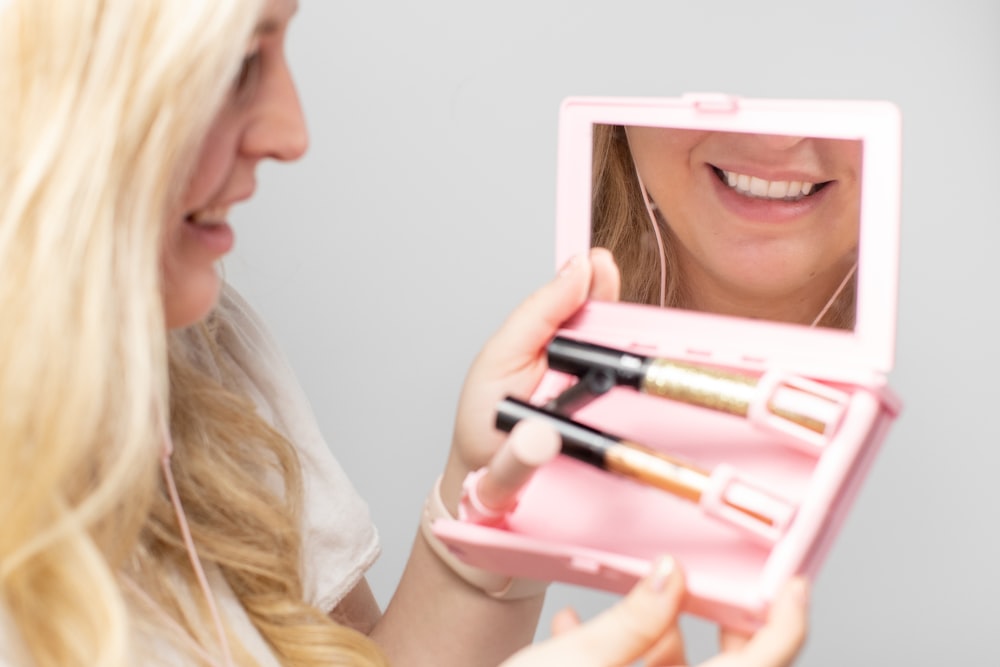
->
[590, 124, 855, 329]
[591, 124, 687, 308]
[0, 1, 386, 665]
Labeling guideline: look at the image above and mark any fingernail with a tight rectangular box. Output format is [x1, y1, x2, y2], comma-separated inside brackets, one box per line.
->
[647, 555, 674, 593]
[557, 253, 584, 277]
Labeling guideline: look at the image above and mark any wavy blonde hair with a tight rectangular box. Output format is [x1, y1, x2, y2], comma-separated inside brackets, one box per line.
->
[590, 124, 855, 329]
[0, 1, 387, 665]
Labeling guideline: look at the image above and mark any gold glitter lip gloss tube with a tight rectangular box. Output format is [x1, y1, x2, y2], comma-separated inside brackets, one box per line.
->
[546, 336, 833, 435]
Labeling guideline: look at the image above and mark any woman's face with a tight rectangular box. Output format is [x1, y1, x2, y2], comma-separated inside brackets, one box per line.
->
[162, 0, 306, 329]
[625, 127, 861, 322]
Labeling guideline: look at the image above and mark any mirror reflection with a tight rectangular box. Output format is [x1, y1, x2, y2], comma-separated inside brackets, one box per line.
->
[590, 125, 862, 330]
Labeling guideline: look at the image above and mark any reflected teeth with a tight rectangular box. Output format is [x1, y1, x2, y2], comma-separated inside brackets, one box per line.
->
[723, 170, 815, 201]
[186, 206, 229, 225]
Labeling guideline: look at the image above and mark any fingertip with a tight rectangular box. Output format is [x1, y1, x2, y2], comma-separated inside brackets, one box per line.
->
[776, 576, 810, 638]
[789, 576, 810, 607]
[490, 252, 594, 353]
[630, 554, 684, 611]
[588, 246, 615, 264]
[557, 251, 589, 278]
[774, 576, 811, 618]
[737, 576, 809, 664]
[587, 246, 621, 302]
[646, 554, 676, 594]
[550, 607, 581, 637]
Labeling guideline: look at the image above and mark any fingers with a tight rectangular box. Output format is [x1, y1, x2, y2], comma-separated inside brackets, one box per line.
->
[639, 624, 688, 667]
[561, 556, 684, 665]
[499, 555, 685, 667]
[483, 252, 593, 364]
[739, 578, 809, 666]
[587, 247, 621, 303]
[476, 248, 620, 374]
[716, 577, 810, 667]
[550, 607, 582, 637]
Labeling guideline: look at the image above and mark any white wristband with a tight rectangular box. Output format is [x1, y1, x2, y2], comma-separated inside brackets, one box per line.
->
[420, 476, 549, 600]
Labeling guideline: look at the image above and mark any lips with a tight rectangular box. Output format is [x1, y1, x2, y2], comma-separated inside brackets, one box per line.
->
[711, 166, 830, 202]
[184, 205, 230, 225]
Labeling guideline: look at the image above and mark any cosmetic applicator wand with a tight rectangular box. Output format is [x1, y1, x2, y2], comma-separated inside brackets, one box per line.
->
[547, 336, 840, 436]
[458, 419, 562, 526]
[495, 396, 779, 527]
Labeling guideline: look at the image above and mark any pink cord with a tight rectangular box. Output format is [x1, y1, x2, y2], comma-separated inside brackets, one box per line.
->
[810, 261, 857, 327]
[159, 418, 235, 667]
[123, 577, 229, 667]
[634, 170, 667, 308]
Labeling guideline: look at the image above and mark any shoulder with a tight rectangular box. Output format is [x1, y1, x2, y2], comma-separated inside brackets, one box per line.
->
[205, 284, 382, 609]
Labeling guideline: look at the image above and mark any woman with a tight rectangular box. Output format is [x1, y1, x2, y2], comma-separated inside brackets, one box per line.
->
[592, 124, 861, 329]
[0, 0, 808, 664]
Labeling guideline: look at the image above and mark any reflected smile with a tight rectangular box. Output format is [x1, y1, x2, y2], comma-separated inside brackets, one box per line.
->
[711, 166, 830, 202]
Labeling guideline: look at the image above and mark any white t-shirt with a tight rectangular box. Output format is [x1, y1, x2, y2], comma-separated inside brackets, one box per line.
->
[1, 285, 381, 665]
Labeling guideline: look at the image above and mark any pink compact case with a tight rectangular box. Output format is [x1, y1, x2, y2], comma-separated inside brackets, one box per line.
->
[433, 93, 902, 632]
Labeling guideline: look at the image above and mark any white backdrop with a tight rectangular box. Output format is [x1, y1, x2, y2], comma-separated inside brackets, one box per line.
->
[226, 1, 1000, 664]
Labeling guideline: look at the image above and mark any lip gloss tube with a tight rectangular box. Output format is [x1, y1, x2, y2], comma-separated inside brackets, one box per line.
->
[495, 396, 779, 527]
[547, 336, 840, 435]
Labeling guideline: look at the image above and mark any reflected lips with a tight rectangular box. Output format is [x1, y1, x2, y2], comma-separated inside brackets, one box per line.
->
[706, 164, 833, 224]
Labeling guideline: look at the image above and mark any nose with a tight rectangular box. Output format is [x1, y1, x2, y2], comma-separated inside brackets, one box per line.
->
[243, 60, 309, 162]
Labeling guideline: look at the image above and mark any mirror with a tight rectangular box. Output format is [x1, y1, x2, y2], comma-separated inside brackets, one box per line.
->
[591, 125, 863, 330]
[553, 95, 902, 372]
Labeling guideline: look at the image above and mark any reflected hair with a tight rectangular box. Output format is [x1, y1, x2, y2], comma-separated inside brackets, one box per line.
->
[591, 124, 688, 309]
[0, 0, 387, 665]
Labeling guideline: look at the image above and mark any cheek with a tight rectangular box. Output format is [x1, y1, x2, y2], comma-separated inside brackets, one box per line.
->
[161, 123, 240, 329]
[181, 118, 240, 212]
[628, 131, 704, 214]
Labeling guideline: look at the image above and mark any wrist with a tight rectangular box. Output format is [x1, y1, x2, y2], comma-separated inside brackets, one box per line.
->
[420, 475, 549, 600]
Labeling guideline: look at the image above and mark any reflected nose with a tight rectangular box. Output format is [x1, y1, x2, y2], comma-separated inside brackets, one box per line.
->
[244, 63, 309, 162]
[749, 133, 809, 151]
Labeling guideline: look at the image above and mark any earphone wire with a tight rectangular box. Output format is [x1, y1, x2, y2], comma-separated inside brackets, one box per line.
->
[159, 414, 236, 667]
[809, 261, 857, 328]
[634, 168, 668, 308]
[122, 577, 229, 667]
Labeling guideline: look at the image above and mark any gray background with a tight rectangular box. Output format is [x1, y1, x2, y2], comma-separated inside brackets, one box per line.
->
[227, 1, 1000, 664]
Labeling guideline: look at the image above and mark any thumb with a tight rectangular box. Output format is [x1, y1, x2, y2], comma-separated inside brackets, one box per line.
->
[501, 556, 684, 667]
[563, 555, 683, 665]
[475, 252, 596, 373]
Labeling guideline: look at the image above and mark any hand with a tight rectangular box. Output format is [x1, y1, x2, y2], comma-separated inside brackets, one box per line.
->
[500, 560, 809, 667]
[709, 578, 809, 667]
[440, 248, 620, 511]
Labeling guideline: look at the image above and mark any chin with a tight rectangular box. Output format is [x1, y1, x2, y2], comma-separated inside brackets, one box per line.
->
[163, 270, 222, 330]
